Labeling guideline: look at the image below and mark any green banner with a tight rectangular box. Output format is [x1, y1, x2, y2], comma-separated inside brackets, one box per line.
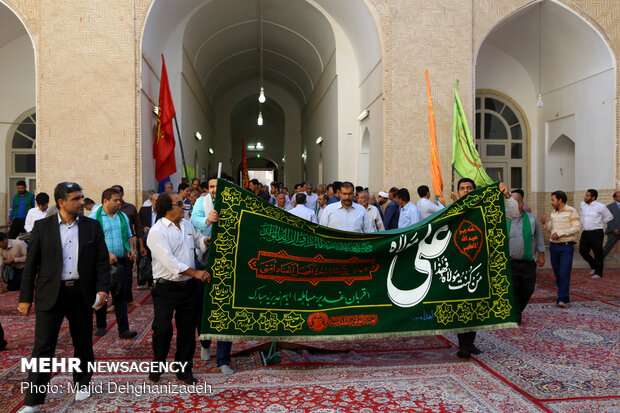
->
[200, 179, 516, 341]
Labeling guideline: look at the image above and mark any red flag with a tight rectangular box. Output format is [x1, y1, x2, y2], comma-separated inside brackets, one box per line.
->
[425, 69, 445, 205]
[153, 55, 177, 181]
[240, 139, 250, 189]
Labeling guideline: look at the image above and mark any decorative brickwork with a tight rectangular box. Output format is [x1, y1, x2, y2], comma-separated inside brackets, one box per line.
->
[0, 0, 618, 214]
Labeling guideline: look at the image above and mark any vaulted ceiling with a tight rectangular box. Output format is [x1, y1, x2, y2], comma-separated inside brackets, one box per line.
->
[480, 0, 614, 94]
[0, 3, 29, 50]
[143, 0, 381, 109]
[184, 0, 334, 108]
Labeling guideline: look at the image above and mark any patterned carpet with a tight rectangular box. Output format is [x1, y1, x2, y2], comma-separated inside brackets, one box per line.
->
[0, 268, 617, 412]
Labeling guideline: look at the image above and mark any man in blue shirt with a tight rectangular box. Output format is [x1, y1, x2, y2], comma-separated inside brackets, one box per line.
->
[319, 182, 373, 233]
[326, 181, 342, 205]
[6, 180, 35, 239]
[395, 188, 421, 228]
[94, 188, 137, 339]
[189, 172, 234, 373]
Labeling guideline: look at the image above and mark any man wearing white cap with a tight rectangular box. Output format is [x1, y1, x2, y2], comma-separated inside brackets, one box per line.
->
[377, 191, 390, 214]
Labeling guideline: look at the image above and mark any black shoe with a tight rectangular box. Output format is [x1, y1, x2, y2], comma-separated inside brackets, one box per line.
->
[176, 373, 197, 385]
[456, 350, 471, 359]
[180, 376, 197, 385]
[119, 330, 137, 339]
[95, 328, 106, 337]
[148, 372, 161, 383]
[471, 346, 482, 355]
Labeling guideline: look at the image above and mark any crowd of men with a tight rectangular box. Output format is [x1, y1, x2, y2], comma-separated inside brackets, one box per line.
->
[1, 176, 619, 412]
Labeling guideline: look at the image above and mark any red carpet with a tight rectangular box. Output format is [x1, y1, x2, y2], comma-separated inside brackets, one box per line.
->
[0, 269, 618, 412]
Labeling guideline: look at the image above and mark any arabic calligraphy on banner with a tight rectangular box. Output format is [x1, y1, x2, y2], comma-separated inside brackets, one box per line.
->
[200, 179, 516, 341]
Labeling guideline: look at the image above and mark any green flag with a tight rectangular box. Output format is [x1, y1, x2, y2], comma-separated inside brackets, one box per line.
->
[452, 81, 494, 187]
[182, 164, 195, 181]
[200, 179, 516, 342]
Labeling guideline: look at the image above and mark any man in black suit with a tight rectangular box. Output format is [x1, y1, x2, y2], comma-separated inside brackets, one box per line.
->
[139, 193, 158, 232]
[382, 187, 401, 230]
[18, 182, 110, 412]
[603, 191, 620, 257]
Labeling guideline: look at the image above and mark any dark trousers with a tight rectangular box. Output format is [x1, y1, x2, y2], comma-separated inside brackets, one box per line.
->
[549, 243, 574, 303]
[457, 332, 477, 352]
[24, 283, 94, 406]
[194, 278, 232, 367]
[8, 218, 25, 239]
[0, 320, 7, 349]
[126, 259, 134, 303]
[579, 229, 605, 277]
[7, 267, 23, 291]
[95, 258, 130, 333]
[151, 280, 197, 379]
[511, 259, 537, 323]
[603, 232, 619, 257]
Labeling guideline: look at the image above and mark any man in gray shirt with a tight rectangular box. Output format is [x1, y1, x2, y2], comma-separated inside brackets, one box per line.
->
[509, 191, 545, 324]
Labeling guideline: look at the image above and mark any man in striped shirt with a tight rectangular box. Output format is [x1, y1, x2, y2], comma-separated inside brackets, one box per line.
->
[541, 190, 582, 308]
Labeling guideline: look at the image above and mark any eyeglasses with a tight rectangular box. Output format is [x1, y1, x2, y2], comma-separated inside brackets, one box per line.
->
[173, 201, 184, 207]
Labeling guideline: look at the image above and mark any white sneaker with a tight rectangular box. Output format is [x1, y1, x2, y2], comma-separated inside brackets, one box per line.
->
[201, 346, 211, 361]
[219, 365, 234, 375]
[589, 269, 596, 275]
[17, 406, 40, 413]
[592, 274, 602, 279]
[75, 388, 90, 401]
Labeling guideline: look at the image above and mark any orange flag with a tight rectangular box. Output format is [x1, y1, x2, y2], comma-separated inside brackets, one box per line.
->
[240, 139, 250, 189]
[425, 70, 445, 204]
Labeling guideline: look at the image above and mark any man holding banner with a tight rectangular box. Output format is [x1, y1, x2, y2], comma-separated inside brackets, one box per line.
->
[191, 172, 234, 375]
[453, 178, 518, 358]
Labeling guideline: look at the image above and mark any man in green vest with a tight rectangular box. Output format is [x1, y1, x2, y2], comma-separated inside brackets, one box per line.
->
[509, 191, 545, 324]
[6, 180, 35, 239]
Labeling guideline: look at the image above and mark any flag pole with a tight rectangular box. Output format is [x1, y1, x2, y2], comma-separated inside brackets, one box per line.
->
[451, 79, 458, 195]
[172, 114, 189, 181]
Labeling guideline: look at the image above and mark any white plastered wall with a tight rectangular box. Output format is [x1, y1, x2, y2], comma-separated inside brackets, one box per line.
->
[0, 34, 35, 220]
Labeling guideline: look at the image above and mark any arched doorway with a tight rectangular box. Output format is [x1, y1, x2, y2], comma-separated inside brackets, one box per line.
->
[237, 156, 278, 184]
[140, 0, 382, 191]
[476, 0, 615, 199]
[0, 2, 35, 221]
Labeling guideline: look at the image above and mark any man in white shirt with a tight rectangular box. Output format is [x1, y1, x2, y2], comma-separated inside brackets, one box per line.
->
[289, 193, 318, 223]
[319, 182, 373, 233]
[416, 185, 444, 220]
[146, 192, 210, 385]
[304, 181, 318, 212]
[24, 193, 50, 233]
[358, 191, 384, 231]
[142, 190, 155, 207]
[579, 189, 612, 279]
[275, 192, 293, 211]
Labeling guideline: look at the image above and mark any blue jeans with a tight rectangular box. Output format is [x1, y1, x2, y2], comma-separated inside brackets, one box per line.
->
[549, 243, 574, 303]
[194, 278, 232, 367]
